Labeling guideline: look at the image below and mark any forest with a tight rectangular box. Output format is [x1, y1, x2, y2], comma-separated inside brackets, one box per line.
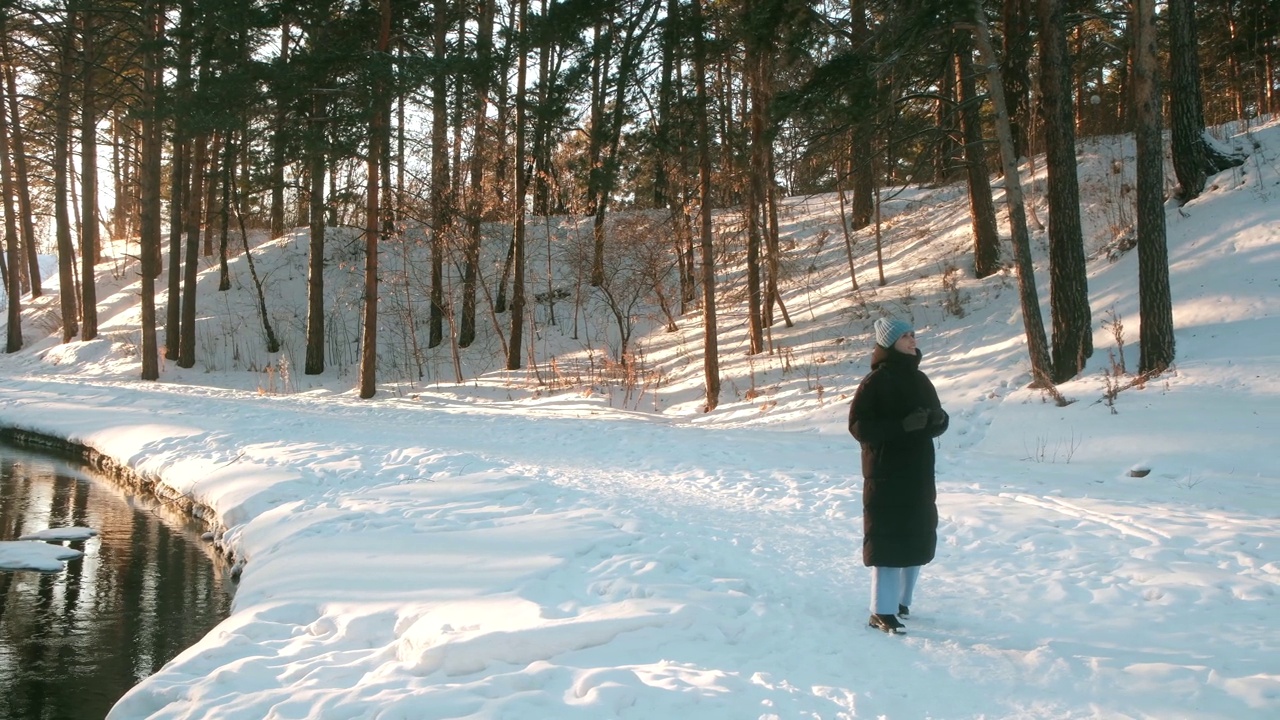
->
[0, 0, 1273, 406]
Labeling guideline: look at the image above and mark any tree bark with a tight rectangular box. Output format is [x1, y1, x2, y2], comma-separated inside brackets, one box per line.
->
[692, 0, 719, 411]
[460, 0, 495, 349]
[359, 0, 392, 398]
[954, 34, 1000, 279]
[167, 6, 193, 359]
[848, 1, 873, 231]
[1001, 0, 1033, 157]
[587, 22, 605, 286]
[217, 133, 231, 291]
[54, 15, 80, 343]
[934, 48, 961, 184]
[765, 152, 792, 330]
[1038, 0, 1092, 382]
[109, 112, 130, 241]
[304, 93, 327, 374]
[202, 132, 221, 259]
[429, 0, 449, 349]
[507, 0, 529, 371]
[166, 135, 186, 359]
[1168, 0, 1245, 204]
[139, 0, 165, 381]
[270, 21, 290, 239]
[589, 3, 656, 291]
[79, 7, 99, 341]
[745, 49, 766, 355]
[1, 30, 40, 298]
[177, 133, 206, 368]
[1133, 0, 1175, 374]
[1, 62, 21, 352]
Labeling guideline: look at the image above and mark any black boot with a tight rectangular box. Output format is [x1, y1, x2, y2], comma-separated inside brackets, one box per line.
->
[869, 613, 906, 634]
[898, 604, 909, 618]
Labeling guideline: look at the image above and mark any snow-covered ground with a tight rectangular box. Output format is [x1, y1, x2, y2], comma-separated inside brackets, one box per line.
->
[1, 119, 1278, 719]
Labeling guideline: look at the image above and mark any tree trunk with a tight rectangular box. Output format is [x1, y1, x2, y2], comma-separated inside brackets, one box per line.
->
[304, 94, 327, 374]
[202, 132, 221, 258]
[167, 7, 193, 359]
[177, 134, 206, 369]
[848, 1, 873, 231]
[589, 4, 654, 291]
[493, 0, 515, 214]
[109, 112, 130, 241]
[955, 34, 1000, 279]
[969, 4, 1053, 387]
[359, 0, 392, 398]
[1168, 0, 1245, 204]
[765, 152, 792, 329]
[1038, 0, 1092, 382]
[1, 30, 40, 298]
[166, 136, 186, 359]
[491, 0, 517, 315]
[532, 0, 552, 216]
[429, 0, 449, 349]
[587, 23, 605, 286]
[745, 50, 766, 355]
[836, 155, 860, 291]
[139, 0, 165, 381]
[79, 8, 98, 341]
[934, 52, 961, 184]
[1168, 0, 1205, 200]
[229, 149, 281, 354]
[1133, 0, 1175, 374]
[55, 17, 80, 343]
[1, 64, 21, 352]
[460, 0, 494, 349]
[218, 133, 232, 291]
[270, 21, 289, 239]
[1000, 0, 1033, 158]
[507, 0, 529, 371]
[692, 0, 719, 411]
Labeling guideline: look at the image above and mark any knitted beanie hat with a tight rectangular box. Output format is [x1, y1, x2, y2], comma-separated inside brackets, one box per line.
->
[874, 317, 913, 348]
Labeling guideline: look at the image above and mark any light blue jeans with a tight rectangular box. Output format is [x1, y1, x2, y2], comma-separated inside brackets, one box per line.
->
[870, 565, 921, 615]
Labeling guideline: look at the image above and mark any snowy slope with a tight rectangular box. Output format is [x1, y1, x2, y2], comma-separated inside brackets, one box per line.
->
[1, 119, 1278, 719]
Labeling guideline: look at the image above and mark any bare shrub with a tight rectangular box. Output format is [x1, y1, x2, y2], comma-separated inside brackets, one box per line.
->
[941, 262, 965, 318]
[568, 212, 680, 363]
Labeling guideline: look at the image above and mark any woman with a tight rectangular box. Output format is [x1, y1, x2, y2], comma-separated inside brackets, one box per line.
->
[848, 316, 949, 634]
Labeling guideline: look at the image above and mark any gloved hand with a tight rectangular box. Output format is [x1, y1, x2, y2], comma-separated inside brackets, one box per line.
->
[928, 407, 947, 428]
[902, 407, 929, 432]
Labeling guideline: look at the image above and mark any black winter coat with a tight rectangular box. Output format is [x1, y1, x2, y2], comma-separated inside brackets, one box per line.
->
[847, 345, 948, 568]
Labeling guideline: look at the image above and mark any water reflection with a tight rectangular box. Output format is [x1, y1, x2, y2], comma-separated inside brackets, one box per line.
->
[0, 443, 233, 720]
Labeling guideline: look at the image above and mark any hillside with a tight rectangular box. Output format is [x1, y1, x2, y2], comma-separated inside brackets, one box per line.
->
[1, 119, 1278, 719]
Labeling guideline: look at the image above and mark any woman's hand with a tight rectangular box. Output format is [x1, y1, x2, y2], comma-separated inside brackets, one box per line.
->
[902, 407, 929, 432]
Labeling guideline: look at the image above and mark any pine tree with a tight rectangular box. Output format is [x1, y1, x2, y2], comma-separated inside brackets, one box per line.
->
[138, 0, 165, 382]
[359, 0, 393, 398]
[53, 6, 80, 343]
[1133, 0, 1175, 374]
[953, 30, 1000, 279]
[78, 0, 99, 341]
[0, 22, 41, 299]
[1, 61, 21, 352]
[507, 0, 530, 371]
[692, 0, 720, 411]
[1038, 0, 1091, 382]
[969, 1, 1053, 387]
[1168, 0, 1245, 204]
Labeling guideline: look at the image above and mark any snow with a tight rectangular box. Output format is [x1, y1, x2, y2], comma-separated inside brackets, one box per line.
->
[0, 540, 85, 571]
[2, 119, 1279, 719]
[17, 525, 99, 541]
[0, 526, 96, 570]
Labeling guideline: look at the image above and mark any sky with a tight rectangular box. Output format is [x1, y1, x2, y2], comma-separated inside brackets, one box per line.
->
[1, 118, 1278, 719]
